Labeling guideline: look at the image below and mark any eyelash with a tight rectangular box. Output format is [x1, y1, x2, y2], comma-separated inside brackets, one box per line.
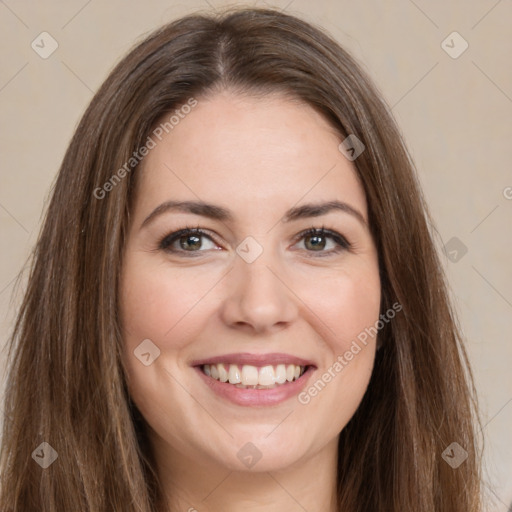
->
[158, 224, 351, 257]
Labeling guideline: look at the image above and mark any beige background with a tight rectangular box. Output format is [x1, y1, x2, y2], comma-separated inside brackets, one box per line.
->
[0, 0, 511, 509]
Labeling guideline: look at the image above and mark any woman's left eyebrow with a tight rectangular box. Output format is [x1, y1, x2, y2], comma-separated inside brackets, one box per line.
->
[282, 200, 367, 227]
[140, 199, 367, 230]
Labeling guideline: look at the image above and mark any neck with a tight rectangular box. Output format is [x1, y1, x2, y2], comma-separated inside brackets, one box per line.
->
[151, 434, 339, 512]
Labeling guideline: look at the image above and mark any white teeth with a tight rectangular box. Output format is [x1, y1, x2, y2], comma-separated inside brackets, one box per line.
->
[258, 365, 275, 386]
[202, 363, 307, 387]
[241, 365, 259, 386]
[218, 363, 228, 382]
[275, 364, 287, 384]
[228, 364, 241, 384]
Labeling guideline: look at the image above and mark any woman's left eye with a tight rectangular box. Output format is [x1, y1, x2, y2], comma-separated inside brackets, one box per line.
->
[292, 227, 351, 256]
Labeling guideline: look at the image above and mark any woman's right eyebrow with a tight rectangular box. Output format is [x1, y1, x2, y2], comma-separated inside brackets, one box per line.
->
[140, 199, 368, 230]
[140, 200, 232, 229]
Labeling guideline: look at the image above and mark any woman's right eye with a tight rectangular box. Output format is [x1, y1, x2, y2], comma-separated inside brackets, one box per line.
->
[159, 228, 220, 255]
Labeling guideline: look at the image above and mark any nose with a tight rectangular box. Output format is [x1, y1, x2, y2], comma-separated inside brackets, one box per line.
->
[219, 250, 299, 334]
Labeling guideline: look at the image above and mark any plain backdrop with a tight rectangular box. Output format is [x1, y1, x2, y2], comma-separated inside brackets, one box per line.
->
[0, 1, 511, 510]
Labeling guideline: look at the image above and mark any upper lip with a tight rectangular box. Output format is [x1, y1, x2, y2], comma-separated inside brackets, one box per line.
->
[190, 352, 316, 368]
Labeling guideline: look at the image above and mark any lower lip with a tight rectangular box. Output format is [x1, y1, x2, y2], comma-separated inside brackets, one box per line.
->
[194, 366, 315, 406]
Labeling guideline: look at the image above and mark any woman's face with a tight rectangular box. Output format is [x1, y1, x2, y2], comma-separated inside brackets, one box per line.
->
[120, 91, 381, 473]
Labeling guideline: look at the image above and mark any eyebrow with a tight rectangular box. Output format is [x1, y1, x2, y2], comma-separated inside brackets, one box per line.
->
[140, 199, 367, 229]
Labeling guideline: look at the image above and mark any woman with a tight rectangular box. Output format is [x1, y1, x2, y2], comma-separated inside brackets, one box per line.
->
[0, 7, 481, 511]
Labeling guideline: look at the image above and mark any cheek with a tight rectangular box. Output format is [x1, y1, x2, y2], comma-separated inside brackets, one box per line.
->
[297, 260, 381, 350]
[292, 260, 380, 413]
[120, 256, 217, 351]
[118, 256, 207, 433]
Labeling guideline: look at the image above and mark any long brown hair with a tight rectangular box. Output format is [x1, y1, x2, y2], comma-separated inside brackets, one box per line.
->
[0, 7, 481, 511]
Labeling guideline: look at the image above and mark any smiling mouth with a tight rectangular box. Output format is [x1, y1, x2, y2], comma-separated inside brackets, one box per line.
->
[200, 363, 308, 389]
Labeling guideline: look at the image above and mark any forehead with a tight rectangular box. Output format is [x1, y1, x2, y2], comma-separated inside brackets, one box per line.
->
[135, 91, 368, 224]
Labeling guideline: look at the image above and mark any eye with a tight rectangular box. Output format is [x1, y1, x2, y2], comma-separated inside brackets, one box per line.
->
[158, 225, 351, 257]
[159, 227, 220, 255]
[293, 226, 351, 256]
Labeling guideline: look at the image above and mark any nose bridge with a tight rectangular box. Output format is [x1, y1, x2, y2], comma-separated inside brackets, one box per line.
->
[219, 239, 297, 332]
